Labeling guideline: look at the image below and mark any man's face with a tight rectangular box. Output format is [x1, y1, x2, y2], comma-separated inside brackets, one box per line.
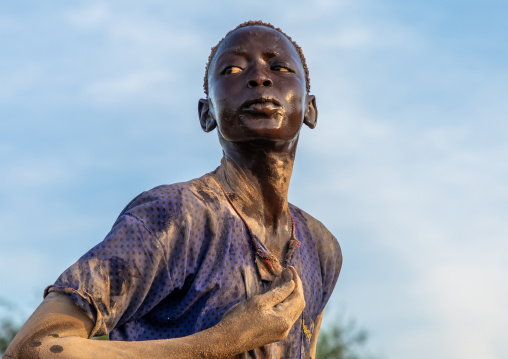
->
[205, 26, 312, 143]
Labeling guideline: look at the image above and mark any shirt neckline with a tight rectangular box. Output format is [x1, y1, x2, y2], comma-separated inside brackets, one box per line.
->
[211, 173, 301, 281]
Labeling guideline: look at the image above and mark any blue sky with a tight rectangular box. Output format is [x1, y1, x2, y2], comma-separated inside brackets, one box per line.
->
[1, 1, 507, 358]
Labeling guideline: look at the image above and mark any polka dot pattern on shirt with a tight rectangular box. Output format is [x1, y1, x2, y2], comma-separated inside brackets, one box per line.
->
[48, 172, 342, 358]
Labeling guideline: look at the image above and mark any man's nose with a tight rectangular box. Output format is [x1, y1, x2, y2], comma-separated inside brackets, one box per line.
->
[247, 68, 273, 88]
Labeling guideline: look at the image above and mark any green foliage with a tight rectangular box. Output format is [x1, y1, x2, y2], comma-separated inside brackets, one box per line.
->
[0, 298, 24, 354]
[0, 317, 19, 354]
[92, 334, 110, 340]
[316, 318, 372, 359]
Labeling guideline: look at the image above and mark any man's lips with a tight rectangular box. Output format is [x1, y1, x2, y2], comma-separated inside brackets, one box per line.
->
[242, 97, 282, 109]
[241, 97, 282, 112]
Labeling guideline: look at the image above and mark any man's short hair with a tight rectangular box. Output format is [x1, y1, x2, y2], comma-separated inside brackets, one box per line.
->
[203, 20, 311, 96]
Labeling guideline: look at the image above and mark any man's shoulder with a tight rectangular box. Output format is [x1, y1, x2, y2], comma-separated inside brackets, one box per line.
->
[290, 204, 343, 294]
[289, 203, 342, 259]
[115, 173, 222, 229]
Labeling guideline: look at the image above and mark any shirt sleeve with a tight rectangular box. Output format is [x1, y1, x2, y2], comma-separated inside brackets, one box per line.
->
[46, 213, 168, 337]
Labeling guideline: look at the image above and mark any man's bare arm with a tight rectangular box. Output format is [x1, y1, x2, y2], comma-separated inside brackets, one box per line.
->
[4, 291, 94, 359]
[5, 267, 305, 359]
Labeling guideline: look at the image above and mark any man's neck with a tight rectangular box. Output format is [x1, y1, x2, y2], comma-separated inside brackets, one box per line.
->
[214, 139, 297, 250]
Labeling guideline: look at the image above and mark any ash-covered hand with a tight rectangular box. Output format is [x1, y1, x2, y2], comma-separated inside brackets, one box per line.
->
[216, 266, 305, 352]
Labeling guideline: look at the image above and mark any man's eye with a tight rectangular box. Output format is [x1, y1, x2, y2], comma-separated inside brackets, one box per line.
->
[224, 66, 243, 74]
[272, 66, 291, 72]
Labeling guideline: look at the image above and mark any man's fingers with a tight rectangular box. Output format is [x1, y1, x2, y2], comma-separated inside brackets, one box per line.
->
[273, 267, 305, 317]
[281, 267, 293, 281]
[257, 277, 295, 307]
[271, 267, 293, 288]
[286, 266, 302, 295]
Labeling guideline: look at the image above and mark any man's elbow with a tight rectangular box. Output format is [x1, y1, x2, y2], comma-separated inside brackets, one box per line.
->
[4, 330, 45, 359]
[3, 295, 92, 358]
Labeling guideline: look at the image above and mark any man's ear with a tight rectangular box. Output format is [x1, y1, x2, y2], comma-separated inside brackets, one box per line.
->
[198, 98, 217, 133]
[303, 95, 317, 129]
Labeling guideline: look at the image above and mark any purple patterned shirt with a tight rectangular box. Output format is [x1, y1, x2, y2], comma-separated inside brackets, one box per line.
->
[47, 172, 342, 358]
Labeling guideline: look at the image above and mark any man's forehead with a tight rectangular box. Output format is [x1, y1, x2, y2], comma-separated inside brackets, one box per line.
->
[217, 26, 295, 55]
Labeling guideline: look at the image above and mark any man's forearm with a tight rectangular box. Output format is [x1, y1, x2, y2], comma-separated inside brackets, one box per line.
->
[5, 325, 245, 359]
[3, 293, 244, 359]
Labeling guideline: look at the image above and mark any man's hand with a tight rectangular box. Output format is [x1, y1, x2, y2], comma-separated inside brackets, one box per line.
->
[214, 266, 306, 352]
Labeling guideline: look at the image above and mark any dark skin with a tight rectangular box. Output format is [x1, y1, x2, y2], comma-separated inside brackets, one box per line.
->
[200, 25, 317, 258]
[5, 25, 321, 358]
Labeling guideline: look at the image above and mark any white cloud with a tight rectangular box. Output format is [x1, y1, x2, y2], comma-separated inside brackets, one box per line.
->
[58, 2, 206, 108]
[64, 3, 200, 51]
[328, 27, 373, 48]
[0, 65, 43, 101]
[300, 103, 508, 359]
[294, 36, 508, 353]
[64, 3, 109, 29]
[416, 261, 508, 359]
[2, 156, 73, 188]
[83, 69, 174, 106]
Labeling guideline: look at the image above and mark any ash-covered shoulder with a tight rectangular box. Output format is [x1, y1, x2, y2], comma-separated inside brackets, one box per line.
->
[289, 203, 342, 263]
[112, 174, 221, 233]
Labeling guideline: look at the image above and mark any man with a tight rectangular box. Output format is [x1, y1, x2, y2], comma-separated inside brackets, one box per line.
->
[5, 21, 342, 358]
